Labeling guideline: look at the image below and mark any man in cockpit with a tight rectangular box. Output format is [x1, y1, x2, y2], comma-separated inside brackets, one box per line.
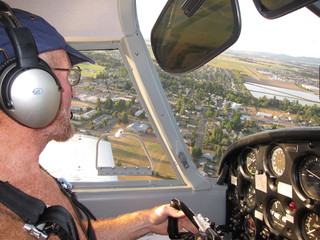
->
[0, 6, 197, 240]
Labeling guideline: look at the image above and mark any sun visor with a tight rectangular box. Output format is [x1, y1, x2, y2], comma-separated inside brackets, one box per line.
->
[151, 0, 241, 74]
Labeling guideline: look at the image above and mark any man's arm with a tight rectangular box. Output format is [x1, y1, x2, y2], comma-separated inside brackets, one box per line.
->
[92, 204, 198, 240]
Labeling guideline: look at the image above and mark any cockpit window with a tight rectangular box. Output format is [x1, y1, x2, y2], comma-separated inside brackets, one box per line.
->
[40, 50, 178, 183]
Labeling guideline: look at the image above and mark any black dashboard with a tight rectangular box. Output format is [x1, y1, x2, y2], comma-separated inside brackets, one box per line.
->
[217, 127, 320, 240]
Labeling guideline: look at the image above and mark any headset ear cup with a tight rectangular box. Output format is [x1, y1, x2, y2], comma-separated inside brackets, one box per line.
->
[0, 58, 61, 128]
[38, 58, 62, 89]
[0, 3, 62, 128]
[0, 58, 18, 109]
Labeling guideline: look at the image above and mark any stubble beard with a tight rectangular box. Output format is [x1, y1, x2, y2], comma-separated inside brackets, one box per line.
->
[41, 109, 75, 143]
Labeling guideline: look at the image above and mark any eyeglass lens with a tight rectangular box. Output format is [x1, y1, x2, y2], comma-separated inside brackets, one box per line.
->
[68, 66, 81, 86]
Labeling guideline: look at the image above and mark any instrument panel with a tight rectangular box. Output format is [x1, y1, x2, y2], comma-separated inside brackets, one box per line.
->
[217, 128, 320, 240]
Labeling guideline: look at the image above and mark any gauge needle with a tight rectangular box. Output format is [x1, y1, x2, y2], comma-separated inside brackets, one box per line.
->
[307, 224, 320, 234]
[306, 169, 320, 180]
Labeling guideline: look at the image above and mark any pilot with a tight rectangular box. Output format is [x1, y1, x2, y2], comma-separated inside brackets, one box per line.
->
[0, 6, 197, 240]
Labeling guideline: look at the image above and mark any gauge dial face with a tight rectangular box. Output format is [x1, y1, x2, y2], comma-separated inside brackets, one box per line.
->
[244, 183, 256, 209]
[270, 146, 286, 177]
[299, 156, 320, 200]
[245, 150, 257, 175]
[303, 212, 320, 240]
[268, 199, 287, 230]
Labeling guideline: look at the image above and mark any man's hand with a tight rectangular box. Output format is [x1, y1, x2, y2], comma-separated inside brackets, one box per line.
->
[93, 204, 199, 240]
[146, 204, 199, 235]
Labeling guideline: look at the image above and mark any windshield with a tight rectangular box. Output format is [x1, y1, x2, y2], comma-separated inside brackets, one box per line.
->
[138, 0, 320, 177]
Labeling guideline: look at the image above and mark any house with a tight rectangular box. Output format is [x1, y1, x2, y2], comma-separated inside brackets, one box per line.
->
[195, 105, 202, 111]
[82, 110, 98, 119]
[135, 109, 144, 117]
[112, 96, 133, 102]
[257, 112, 273, 118]
[201, 153, 214, 161]
[241, 115, 252, 121]
[71, 105, 83, 112]
[231, 102, 241, 111]
[126, 122, 150, 133]
[92, 114, 112, 129]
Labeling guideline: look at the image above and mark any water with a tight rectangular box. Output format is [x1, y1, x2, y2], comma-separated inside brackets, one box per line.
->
[244, 82, 320, 106]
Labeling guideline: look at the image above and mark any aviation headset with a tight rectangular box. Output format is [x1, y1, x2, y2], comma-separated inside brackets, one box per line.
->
[0, 1, 61, 128]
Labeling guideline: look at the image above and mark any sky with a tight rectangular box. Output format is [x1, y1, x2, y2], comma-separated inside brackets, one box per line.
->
[136, 0, 320, 58]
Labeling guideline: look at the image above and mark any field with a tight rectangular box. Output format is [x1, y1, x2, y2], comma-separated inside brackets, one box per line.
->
[242, 75, 304, 91]
[102, 123, 177, 181]
[208, 51, 314, 92]
[79, 63, 105, 77]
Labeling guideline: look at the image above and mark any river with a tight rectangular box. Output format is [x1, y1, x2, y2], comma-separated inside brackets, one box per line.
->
[244, 82, 320, 106]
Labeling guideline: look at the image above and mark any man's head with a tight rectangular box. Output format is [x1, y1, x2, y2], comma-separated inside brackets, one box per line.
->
[39, 49, 77, 142]
[0, 5, 92, 131]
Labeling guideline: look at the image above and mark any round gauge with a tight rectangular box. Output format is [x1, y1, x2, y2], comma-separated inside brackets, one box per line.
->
[302, 212, 320, 240]
[270, 146, 286, 177]
[245, 150, 257, 175]
[298, 156, 320, 200]
[244, 215, 256, 239]
[244, 183, 256, 209]
[268, 199, 287, 230]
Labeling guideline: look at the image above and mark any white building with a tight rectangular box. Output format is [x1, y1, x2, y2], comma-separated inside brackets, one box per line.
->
[257, 112, 273, 118]
[135, 109, 144, 117]
[126, 122, 150, 133]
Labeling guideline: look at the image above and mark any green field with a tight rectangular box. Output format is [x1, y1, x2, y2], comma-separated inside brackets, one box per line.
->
[208, 53, 295, 76]
[79, 63, 105, 77]
[105, 125, 177, 181]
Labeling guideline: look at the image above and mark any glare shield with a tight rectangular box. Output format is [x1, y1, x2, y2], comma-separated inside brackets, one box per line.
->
[151, 0, 241, 73]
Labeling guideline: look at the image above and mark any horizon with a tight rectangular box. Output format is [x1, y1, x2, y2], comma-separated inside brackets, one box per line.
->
[144, 38, 320, 61]
[225, 49, 320, 61]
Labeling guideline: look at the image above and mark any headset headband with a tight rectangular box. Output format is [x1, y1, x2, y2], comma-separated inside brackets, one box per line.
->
[0, 1, 39, 67]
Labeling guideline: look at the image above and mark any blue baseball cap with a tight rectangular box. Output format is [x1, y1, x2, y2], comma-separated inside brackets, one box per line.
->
[0, 8, 94, 65]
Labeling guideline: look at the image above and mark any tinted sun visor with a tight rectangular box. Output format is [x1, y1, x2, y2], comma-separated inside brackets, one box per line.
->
[253, 0, 318, 19]
[151, 0, 241, 74]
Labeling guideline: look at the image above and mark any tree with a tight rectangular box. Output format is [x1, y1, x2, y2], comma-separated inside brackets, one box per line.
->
[212, 127, 223, 144]
[124, 82, 131, 91]
[104, 97, 113, 110]
[191, 145, 203, 159]
[206, 110, 213, 118]
[223, 102, 231, 114]
[99, 118, 107, 127]
[114, 99, 126, 111]
[138, 111, 145, 120]
[214, 146, 223, 157]
[179, 107, 186, 116]
[187, 100, 195, 111]
[120, 111, 129, 124]
[95, 97, 102, 110]
[227, 112, 244, 133]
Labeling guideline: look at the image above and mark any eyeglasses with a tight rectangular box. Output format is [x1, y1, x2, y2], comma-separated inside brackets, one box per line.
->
[52, 66, 82, 86]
